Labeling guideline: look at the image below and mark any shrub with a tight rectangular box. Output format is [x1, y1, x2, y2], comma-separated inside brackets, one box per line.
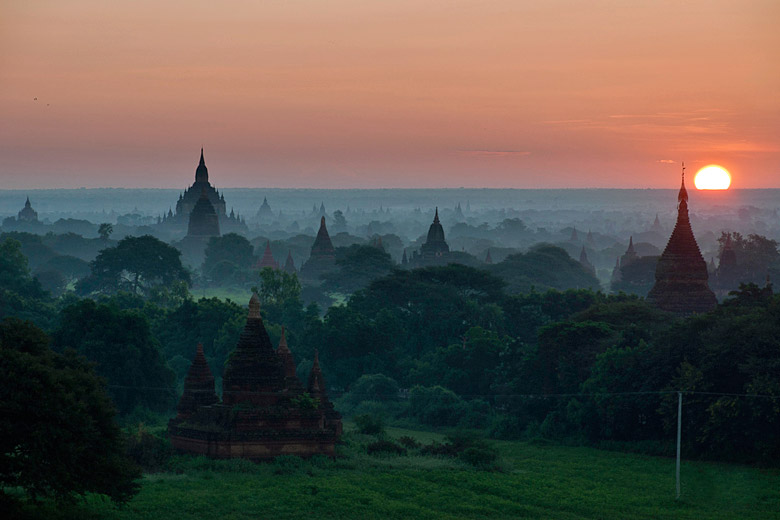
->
[124, 425, 172, 472]
[366, 440, 406, 456]
[272, 455, 306, 475]
[459, 446, 498, 468]
[408, 385, 463, 427]
[344, 374, 400, 406]
[398, 436, 420, 449]
[354, 414, 385, 435]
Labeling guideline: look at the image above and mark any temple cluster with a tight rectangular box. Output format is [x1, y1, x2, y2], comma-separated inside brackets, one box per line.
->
[169, 294, 342, 459]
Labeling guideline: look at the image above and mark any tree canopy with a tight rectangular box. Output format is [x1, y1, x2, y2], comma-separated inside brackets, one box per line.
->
[77, 235, 190, 296]
[0, 318, 140, 503]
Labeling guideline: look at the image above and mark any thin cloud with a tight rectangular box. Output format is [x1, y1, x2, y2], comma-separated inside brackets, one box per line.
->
[458, 150, 531, 157]
[657, 159, 676, 164]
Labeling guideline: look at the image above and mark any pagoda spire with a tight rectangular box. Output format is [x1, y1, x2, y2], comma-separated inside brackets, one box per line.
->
[647, 166, 716, 315]
[678, 162, 688, 205]
[176, 342, 218, 419]
[195, 147, 209, 183]
[433, 207, 440, 224]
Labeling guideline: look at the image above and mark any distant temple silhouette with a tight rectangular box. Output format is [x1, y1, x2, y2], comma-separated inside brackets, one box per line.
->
[169, 294, 342, 459]
[409, 208, 451, 266]
[647, 165, 717, 315]
[18, 197, 38, 223]
[160, 149, 245, 235]
[187, 188, 221, 238]
[300, 217, 336, 282]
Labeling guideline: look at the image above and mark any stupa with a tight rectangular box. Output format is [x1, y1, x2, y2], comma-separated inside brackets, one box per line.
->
[647, 165, 717, 315]
[169, 294, 342, 459]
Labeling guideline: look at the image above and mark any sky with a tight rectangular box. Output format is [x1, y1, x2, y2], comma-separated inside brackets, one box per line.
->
[1, 0, 778, 189]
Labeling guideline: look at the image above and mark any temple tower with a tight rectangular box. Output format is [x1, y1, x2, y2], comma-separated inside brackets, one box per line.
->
[647, 165, 717, 315]
[420, 208, 450, 258]
[17, 197, 38, 222]
[186, 188, 221, 238]
[176, 343, 218, 419]
[300, 217, 336, 282]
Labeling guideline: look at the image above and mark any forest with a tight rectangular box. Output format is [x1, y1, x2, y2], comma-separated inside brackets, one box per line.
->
[2, 222, 779, 515]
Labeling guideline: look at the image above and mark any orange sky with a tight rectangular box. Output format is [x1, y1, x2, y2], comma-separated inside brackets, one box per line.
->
[1, 0, 778, 189]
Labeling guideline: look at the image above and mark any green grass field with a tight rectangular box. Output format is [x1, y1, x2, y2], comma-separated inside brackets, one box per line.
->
[16, 425, 780, 520]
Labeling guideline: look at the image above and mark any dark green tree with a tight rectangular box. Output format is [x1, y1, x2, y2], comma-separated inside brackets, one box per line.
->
[77, 235, 190, 296]
[0, 318, 140, 503]
[490, 244, 601, 293]
[203, 233, 256, 277]
[98, 222, 114, 242]
[322, 244, 395, 293]
[53, 300, 177, 414]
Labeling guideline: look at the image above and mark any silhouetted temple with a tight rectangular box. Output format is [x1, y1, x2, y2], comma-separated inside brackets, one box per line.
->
[256, 197, 274, 220]
[647, 166, 717, 315]
[300, 217, 336, 282]
[579, 246, 595, 276]
[187, 189, 221, 238]
[408, 208, 451, 266]
[17, 197, 38, 222]
[283, 250, 297, 274]
[169, 294, 342, 459]
[256, 240, 279, 270]
[160, 149, 245, 234]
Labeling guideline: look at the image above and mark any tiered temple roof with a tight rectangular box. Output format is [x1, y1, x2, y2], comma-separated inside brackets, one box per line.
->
[420, 208, 450, 258]
[647, 166, 717, 315]
[186, 188, 221, 238]
[300, 217, 336, 282]
[256, 240, 279, 270]
[169, 294, 342, 459]
[17, 197, 38, 222]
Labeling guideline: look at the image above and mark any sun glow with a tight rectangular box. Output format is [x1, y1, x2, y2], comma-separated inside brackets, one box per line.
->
[694, 165, 731, 190]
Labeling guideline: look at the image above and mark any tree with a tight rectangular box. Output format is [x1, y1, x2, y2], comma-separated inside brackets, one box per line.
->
[77, 235, 190, 296]
[489, 244, 601, 294]
[0, 318, 140, 503]
[98, 222, 114, 242]
[332, 209, 347, 232]
[203, 233, 255, 277]
[610, 256, 658, 296]
[257, 267, 302, 306]
[322, 244, 395, 293]
[53, 300, 177, 414]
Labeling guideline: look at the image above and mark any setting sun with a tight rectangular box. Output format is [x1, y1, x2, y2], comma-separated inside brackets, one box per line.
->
[694, 165, 731, 190]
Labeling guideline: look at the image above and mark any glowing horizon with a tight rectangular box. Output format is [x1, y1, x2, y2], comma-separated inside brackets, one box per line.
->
[1, 1, 778, 190]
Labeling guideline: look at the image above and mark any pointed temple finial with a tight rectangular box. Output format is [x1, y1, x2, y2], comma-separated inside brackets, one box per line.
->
[679, 162, 688, 204]
[248, 292, 261, 319]
[627, 236, 635, 252]
[195, 147, 209, 183]
[278, 326, 289, 353]
[433, 207, 440, 224]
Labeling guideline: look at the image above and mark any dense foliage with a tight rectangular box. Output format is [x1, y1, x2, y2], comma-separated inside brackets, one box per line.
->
[0, 318, 140, 503]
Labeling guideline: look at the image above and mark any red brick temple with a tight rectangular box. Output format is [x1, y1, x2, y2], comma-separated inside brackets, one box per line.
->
[647, 165, 717, 315]
[169, 294, 342, 459]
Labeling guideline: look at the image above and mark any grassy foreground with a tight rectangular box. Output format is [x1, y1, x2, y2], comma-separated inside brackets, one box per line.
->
[18, 426, 780, 520]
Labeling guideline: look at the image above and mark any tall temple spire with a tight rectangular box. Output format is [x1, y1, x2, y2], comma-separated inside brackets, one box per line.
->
[195, 147, 209, 183]
[647, 166, 717, 315]
[433, 207, 440, 224]
[678, 162, 688, 205]
[176, 343, 218, 419]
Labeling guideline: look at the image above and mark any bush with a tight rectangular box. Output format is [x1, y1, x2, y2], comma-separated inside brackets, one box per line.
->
[408, 385, 464, 427]
[354, 414, 385, 435]
[459, 446, 498, 468]
[344, 374, 400, 406]
[398, 436, 420, 449]
[124, 425, 172, 472]
[366, 440, 406, 456]
[272, 455, 306, 475]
